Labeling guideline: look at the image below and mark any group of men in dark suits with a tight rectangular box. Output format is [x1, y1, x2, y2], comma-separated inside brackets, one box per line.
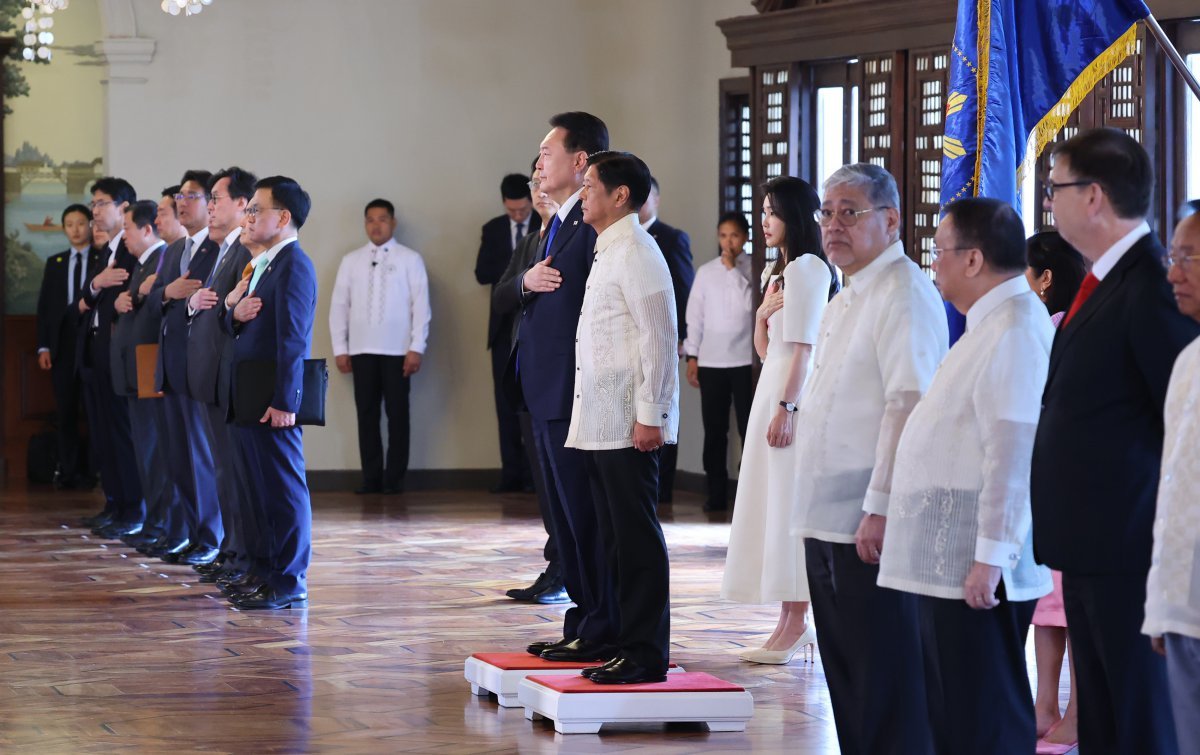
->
[39, 171, 319, 611]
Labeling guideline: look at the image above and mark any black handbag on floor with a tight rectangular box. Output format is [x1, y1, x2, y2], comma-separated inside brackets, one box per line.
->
[233, 358, 328, 427]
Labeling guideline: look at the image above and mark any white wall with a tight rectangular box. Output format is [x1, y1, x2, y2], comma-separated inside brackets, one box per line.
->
[101, 0, 749, 472]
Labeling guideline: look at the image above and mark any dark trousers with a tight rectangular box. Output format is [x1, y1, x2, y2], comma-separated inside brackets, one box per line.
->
[491, 336, 530, 487]
[657, 443, 678, 502]
[518, 410, 558, 578]
[917, 589, 1037, 755]
[200, 401, 246, 565]
[142, 397, 185, 540]
[235, 424, 311, 595]
[805, 539, 933, 755]
[1063, 572, 1178, 755]
[530, 417, 615, 644]
[697, 365, 752, 503]
[80, 353, 141, 522]
[586, 447, 670, 671]
[161, 391, 221, 549]
[126, 397, 169, 529]
[351, 353, 409, 489]
[49, 341, 86, 484]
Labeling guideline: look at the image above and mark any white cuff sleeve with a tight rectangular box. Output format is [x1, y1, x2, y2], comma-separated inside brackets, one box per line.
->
[636, 401, 671, 427]
[862, 488, 890, 516]
[974, 537, 1020, 568]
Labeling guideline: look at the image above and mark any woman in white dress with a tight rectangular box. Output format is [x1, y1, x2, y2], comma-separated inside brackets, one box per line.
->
[721, 176, 837, 664]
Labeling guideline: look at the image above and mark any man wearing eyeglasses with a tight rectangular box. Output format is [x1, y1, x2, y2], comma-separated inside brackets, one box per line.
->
[792, 163, 946, 754]
[1144, 211, 1200, 753]
[329, 198, 431, 496]
[78, 177, 142, 538]
[1031, 128, 1198, 754]
[144, 170, 223, 567]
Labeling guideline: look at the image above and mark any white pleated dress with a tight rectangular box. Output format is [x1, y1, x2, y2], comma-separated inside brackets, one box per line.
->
[721, 254, 830, 604]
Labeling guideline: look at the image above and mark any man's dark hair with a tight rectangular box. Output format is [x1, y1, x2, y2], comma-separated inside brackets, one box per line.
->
[364, 198, 395, 218]
[649, 175, 660, 194]
[1026, 230, 1087, 315]
[549, 111, 609, 157]
[1051, 128, 1152, 220]
[256, 176, 312, 229]
[90, 176, 136, 206]
[942, 197, 1026, 273]
[179, 170, 214, 196]
[61, 203, 92, 225]
[209, 166, 258, 202]
[586, 151, 652, 211]
[718, 210, 750, 235]
[529, 156, 539, 175]
[161, 184, 180, 206]
[500, 173, 531, 201]
[1180, 199, 1200, 221]
[125, 199, 160, 233]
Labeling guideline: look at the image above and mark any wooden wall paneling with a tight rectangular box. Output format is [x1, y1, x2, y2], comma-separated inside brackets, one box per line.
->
[907, 47, 951, 275]
[3, 316, 56, 473]
[719, 76, 754, 228]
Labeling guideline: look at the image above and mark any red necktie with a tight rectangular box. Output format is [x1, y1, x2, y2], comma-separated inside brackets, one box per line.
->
[1062, 272, 1100, 326]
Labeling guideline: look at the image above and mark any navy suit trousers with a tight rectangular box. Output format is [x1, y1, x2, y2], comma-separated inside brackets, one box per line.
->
[235, 424, 311, 595]
[161, 391, 221, 548]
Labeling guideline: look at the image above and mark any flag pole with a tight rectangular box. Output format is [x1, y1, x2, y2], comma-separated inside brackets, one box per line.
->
[1145, 14, 1200, 103]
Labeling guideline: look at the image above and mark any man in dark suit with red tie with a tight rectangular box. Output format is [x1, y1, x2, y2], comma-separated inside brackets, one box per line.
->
[475, 171, 541, 493]
[36, 204, 100, 490]
[1032, 128, 1200, 755]
[224, 176, 317, 610]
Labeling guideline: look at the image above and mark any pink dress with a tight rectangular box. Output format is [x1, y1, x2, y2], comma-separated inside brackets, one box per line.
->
[1032, 309, 1068, 628]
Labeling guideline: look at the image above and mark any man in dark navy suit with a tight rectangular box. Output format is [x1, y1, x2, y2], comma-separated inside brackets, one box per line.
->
[476, 171, 541, 494]
[149, 171, 222, 565]
[36, 203, 99, 490]
[514, 112, 619, 663]
[109, 200, 168, 542]
[1032, 128, 1199, 755]
[638, 177, 693, 504]
[78, 177, 143, 536]
[185, 167, 257, 585]
[223, 176, 318, 610]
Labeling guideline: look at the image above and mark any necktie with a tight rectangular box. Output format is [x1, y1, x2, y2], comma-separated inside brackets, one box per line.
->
[514, 222, 524, 251]
[181, 237, 195, 272]
[206, 241, 230, 287]
[1062, 272, 1100, 326]
[543, 215, 562, 259]
[70, 251, 83, 303]
[248, 254, 270, 293]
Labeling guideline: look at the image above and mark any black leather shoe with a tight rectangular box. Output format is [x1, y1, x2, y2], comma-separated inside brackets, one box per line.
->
[702, 498, 728, 512]
[81, 511, 113, 529]
[198, 564, 237, 584]
[382, 483, 404, 495]
[581, 655, 623, 679]
[489, 480, 523, 494]
[218, 572, 259, 596]
[231, 585, 308, 610]
[122, 532, 160, 548]
[506, 572, 551, 601]
[354, 484, 382, 495]
[526, 638, 568, 657]
[540, 639, 618, 663]
[194, 553, 229, 575]
[178, 545, 220, 566]
[156, 539, 192, 562]
[96, 521, 143, 539]
[532, 582, 571, 604]
[588, 657, 666, 685]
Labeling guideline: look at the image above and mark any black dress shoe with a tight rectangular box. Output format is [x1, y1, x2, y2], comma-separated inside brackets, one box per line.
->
[218, 572, 259, 596]
[581, 655, 624, 679]
[354, 484, 382, 495]
[540, 639, 618, 663]
[155, 539, 192, 562]
[382, 484, 404, 495]
[231, 585, 308, 610]
[81, 511, 113, 529]
[178, 545, 220, 566]
[489, 480, 523, 494]
[588, 657, 666, 685]
[526, 638, 568, 657]
[532, 582, 571, 604]
[194, 554, 229, 575]
[122, 532, 160, 548]
[702, 498, 728, 512]
[506, 572, 551, 601]
[96, 521, 143, 539]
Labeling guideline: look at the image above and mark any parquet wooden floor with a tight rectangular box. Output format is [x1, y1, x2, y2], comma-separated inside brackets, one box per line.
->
[0, 484, 1071, 754]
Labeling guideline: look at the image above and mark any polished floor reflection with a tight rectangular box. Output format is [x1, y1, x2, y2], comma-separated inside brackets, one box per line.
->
[0, 483, 1069, 753]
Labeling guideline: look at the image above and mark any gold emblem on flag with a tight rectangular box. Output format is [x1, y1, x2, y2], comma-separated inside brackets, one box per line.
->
[943, 136, 966, 160]
[946, 92, 967, 117]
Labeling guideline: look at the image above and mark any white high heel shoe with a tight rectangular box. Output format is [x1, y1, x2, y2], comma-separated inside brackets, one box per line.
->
[738, 625, 817, 665]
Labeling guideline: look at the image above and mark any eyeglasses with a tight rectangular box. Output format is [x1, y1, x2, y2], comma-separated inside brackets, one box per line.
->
[929, 245, 972, 261]
[245, 205, 283, 218]
[814, 206, 889, 227]
[527, 180, 541, 191]
[208, 193, 228, 203]
[1165, 254, 1200, 273]
[89, 199, 113, 210]
[174, 192, 207, 202]
[1043, 180, 1094, 200]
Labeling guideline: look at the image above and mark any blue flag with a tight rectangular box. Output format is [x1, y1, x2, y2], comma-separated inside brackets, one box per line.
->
[939, 0, 1149, 342]
[942, 0, 1149, 209]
